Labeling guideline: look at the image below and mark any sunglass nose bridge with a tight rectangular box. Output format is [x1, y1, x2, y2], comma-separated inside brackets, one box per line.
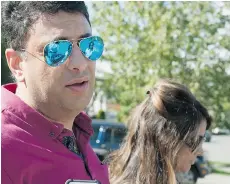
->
[70, 41, 83, 55]
[43, 36, 104, 66]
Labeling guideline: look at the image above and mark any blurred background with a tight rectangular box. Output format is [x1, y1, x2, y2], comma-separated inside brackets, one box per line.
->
[1, 1, 230, 184]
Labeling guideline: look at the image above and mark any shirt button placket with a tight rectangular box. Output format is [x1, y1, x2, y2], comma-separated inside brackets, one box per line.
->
[49, 132, 55, 137]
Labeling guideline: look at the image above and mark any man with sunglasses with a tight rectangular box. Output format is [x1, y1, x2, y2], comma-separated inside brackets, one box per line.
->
[1, 2, 109, 184]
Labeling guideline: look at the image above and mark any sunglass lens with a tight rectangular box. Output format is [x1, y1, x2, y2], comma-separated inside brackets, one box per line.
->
[44, 40, 72, 66]
[79, 36, 104, 61]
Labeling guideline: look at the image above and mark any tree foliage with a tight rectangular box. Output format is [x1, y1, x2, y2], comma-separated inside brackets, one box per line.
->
[92, 1, 230, 128]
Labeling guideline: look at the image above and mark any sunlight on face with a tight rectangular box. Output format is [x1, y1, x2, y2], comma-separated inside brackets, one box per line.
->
[23, 12, 95, 113]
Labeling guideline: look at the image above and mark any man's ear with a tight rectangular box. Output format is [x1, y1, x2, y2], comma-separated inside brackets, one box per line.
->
[5, 49, 25, 82]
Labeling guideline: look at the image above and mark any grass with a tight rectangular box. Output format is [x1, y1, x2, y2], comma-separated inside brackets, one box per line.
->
[209, 161, 230, 175]
[211, 168, 230, 175]
[209, 161, 230, 167]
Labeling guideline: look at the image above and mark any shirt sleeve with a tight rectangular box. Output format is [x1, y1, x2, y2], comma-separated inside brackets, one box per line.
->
[2, 169, 13, 184]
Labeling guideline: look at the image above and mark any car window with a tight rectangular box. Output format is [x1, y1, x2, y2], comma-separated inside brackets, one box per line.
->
[104, 128, 112, 144]
[113, 128, 127, 144]
[90, 125, 100, 141]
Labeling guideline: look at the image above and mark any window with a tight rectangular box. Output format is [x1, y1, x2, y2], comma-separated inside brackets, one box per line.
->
[113, 128, 127, 144]
[90, 125, 100, 141]
[104, 128, 112, 144]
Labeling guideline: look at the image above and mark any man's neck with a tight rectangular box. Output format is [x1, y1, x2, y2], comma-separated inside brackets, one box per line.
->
[15, 85, 79, 130]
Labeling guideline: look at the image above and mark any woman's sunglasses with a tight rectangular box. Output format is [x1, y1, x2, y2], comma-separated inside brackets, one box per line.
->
[21, 36, 104, 67]
[186, 135, 206, 153]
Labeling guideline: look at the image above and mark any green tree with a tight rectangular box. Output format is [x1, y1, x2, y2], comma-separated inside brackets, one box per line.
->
[92, 1, 230, 127]
[96, 109, 106, 119]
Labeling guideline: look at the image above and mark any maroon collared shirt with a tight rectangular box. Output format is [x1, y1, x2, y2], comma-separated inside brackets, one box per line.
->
[1, 83, 109, 184]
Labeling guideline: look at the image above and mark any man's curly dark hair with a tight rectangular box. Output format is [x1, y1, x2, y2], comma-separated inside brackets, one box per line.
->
[1, 1, 91, 51]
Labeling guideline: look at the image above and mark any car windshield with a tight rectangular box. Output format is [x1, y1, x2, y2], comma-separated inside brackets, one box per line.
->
[90, 123, 127, 144]
[90, 125, 100, 142]
[113, 128, 127, 144]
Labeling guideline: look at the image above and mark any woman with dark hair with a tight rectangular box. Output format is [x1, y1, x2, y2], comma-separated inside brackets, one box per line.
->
[108, 79, 212, 184]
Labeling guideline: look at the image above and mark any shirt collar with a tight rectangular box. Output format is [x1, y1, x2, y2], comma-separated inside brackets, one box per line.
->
[1, 83, 93, 138]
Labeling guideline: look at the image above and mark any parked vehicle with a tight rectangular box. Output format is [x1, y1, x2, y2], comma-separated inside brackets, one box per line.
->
[90, 119, 127, 161]
[205, 130, 212, 142]
[212, 127, 230, 135]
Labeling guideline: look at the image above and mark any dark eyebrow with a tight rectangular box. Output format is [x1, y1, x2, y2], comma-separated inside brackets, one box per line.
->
[78, 33, 92, 39]
[52, 33, 92, 42]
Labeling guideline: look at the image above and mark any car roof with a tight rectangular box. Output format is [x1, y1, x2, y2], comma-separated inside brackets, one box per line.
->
[92, 119, 126, 128]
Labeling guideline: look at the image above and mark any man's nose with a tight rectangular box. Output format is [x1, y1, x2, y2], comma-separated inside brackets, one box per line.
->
[66, 44, 88, 74]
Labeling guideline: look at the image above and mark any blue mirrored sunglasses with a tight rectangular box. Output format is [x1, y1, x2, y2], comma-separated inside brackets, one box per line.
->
[44, 36, 104, 67]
